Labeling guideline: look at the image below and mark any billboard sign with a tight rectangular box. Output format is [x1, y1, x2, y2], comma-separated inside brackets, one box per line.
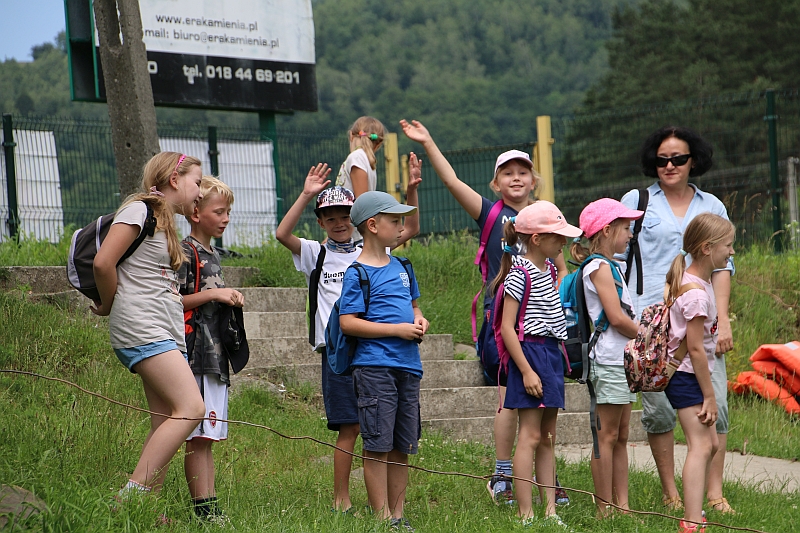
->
[66, 0, 317, 112]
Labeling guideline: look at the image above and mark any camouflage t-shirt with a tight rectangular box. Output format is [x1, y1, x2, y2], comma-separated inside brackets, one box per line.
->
[179, 236, 229, 384]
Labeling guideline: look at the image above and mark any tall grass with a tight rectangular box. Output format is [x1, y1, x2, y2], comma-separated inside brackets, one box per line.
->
[1, 293, 798, 532]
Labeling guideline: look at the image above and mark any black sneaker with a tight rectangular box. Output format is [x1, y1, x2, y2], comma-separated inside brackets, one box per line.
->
[486, 474, 515, 505]
[555, 475, 570, 506]
[389, 517, 415, 531]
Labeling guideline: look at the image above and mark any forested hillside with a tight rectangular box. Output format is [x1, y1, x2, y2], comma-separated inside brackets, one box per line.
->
[3, 0, 798, 152]
[1, 0, 638, 149]
[582, 0, 800, 110]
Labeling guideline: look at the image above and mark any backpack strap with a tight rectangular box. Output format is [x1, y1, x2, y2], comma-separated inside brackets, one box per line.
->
[117, 202, 157, 266]
[352, 262, 371, 315]
[512, 265, 533, 343]
[471, 200, 505, 341]
[308, 246, 327, 346]
[397, 257, 415, 296]
[625, 188, 649, 295]
[664, 282, 705, 371]
[184, 240, 202, 295]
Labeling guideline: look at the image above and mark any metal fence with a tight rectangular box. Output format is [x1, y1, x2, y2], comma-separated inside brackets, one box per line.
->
[553, 89, 800, 248]
[2, 89, 800, 248]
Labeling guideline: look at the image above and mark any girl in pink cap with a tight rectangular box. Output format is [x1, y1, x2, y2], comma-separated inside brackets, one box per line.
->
[491, 201, 581, 528]
[573, 198, 644, 518]
[400, 119, 571, 507]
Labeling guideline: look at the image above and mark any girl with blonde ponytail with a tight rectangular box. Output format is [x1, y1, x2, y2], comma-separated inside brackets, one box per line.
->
[93, 151, 206, 514]
[334, 116, 386, 198]
[492, 201, 581, 527]
[663, 213, 735, 533]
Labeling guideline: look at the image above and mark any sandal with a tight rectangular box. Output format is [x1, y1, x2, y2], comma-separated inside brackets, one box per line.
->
[662, 494, 684, 511]
[708, 497, 736, 514]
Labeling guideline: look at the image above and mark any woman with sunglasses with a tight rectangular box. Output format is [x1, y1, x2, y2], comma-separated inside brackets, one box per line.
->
[620, 126, 736, 518]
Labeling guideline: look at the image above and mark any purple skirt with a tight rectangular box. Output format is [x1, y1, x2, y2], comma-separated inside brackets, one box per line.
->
[504, 336, 565, 410]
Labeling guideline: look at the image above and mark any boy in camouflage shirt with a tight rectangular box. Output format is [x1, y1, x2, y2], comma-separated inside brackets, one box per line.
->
[179, 176, 244, 523]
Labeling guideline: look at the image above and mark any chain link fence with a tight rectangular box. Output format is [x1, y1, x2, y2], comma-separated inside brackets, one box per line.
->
[2, 89, 799, 247]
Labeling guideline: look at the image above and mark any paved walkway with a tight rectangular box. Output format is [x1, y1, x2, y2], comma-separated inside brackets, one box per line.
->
[558, 442, 800, 493]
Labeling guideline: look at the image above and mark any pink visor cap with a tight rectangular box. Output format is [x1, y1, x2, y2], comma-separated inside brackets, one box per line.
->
[514, 201, 582, 238]
[494, 149, 533, 175]
[579, 198, 644, 238]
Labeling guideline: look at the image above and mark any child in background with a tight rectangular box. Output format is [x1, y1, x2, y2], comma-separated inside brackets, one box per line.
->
[492, 201, 581, 528]
[573, 198, 643, 518]
[92, 152, 206, 521]
[664, 213, 735, 533]
[335, 116, 387, 242]
[275, 163, 421, 513]
[179, 176, 243, 523]
[400, 119, 570, 506]
[339, 191, 427, 530]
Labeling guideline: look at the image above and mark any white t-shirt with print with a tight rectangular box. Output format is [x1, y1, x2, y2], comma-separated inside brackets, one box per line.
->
[293, 239, 362, 350]
[582, 258, 636, 365]
[109, 201, 186, 351]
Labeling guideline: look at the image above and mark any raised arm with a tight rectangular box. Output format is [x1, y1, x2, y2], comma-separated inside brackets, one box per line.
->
[275, 163, 332, 256]
[395, 152, 422, 248]
[400, 119, 483, 219]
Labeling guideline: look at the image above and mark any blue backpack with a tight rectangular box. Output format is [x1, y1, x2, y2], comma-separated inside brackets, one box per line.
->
[558, 253, 633, 458]
[558, 254, 632, 382]
[325, 258, 414, 375]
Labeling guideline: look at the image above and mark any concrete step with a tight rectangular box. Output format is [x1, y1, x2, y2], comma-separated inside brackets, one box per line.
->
[419, 383, 595, 420]
[244, 359, 486, 390]
[244, 312, 306, 338]
[424, 410, 646, 445]
[240, 287, 307, 313]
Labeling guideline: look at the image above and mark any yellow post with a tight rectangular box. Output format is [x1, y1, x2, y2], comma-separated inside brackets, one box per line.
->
[534, 116, 555, 203]
[384, 133, 401, 201]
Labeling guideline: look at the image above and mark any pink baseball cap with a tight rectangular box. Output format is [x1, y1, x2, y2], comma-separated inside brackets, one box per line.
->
[494, 149, 533, 176]
[579, 198, 644, 238]
[514, 201, 582, 238]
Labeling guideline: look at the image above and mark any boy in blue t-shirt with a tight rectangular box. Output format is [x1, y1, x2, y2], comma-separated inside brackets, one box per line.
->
[339, 191, 428, 530]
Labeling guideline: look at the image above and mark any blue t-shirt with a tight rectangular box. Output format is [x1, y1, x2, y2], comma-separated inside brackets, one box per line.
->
[339, 256, 422, 376]
[476, 197, 520, 310]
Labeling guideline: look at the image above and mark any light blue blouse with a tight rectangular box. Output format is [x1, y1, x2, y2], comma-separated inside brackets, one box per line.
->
[618, 182, 735, 313]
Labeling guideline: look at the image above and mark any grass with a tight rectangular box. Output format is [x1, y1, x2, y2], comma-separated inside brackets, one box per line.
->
[2, 235, 800, 530]
[1, 287, 800, 532]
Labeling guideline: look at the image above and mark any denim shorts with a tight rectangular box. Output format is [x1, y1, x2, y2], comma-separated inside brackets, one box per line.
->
[114, 339, 184, 372]
[321, 349, 359, 431]
[352, 366, 421, 454]
[589, 362, 637, 405]
[642, 355, 729, 434]
[665, 371, 705, 410]
[504, 336, 564, 410]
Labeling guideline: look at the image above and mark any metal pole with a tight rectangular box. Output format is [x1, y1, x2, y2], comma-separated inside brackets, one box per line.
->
[2, 114, 20, 240]
[208, 125, 222, 247]
[259, 111, 283, 225]
[789, 157, 800, 249]
[765, 89, 782, 253]
[208, 126, 219, 177]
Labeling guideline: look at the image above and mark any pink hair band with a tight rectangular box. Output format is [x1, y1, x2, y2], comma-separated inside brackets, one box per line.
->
[174, 154, 187, 173]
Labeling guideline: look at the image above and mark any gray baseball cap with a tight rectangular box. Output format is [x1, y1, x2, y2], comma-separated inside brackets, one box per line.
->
[350, 191, 417, 227]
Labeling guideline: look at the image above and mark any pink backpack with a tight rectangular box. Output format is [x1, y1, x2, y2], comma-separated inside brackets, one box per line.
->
[471, 200, 505, 341]
[491, 265, 532, 381]
[624, 283, 703, 392]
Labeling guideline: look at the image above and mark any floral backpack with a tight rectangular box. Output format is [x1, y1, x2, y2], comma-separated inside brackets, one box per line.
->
[624, 283, 703, 393]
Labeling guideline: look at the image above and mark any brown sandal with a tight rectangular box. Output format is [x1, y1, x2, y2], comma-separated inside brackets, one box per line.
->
[662, 494, 684, 511]
[708, 497, 736, 514]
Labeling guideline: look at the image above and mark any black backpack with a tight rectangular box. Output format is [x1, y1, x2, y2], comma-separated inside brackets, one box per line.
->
[66, 202, 157, 301]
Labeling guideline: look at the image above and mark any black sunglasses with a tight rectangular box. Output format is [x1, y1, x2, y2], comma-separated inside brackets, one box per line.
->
[655, 154, 692, 168]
